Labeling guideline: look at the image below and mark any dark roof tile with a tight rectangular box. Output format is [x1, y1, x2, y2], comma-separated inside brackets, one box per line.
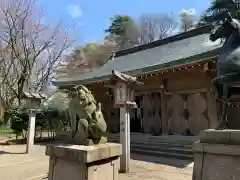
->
[53, 25, 222, 87]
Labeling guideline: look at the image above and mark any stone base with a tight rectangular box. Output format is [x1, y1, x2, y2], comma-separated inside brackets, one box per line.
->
[193, 129, 240, 180]
[46, 143, 122, 180]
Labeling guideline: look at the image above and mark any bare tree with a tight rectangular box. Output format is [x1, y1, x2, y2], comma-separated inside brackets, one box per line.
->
[179, 8, 197, 32]
[57, 37, 118, 78]
[0, 0, 74, 108]
[137, 13, 177, 44]
[114, 23, 140, 50]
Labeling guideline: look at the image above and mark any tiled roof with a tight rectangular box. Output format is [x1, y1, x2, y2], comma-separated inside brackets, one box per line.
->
[53, 25, 223, 87]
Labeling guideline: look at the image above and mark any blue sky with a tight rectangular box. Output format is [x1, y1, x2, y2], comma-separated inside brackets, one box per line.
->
[39, 0, 212, 45]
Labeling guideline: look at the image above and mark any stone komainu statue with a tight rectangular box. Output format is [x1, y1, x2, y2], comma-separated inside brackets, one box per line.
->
[68, 85, 107, 143]
[210, 11, 240, 129]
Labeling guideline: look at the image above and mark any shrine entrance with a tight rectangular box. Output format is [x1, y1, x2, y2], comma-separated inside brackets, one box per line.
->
[129, 96, 141, 132]
[133, 93, 162, 135]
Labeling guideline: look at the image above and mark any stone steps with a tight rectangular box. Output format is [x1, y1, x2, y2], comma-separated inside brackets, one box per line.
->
[108, 133, 197, 144]
[132, 144, 193, 154]
[126, 140, 193, 149]
[131, 149, 193, 160]
[109, 138, 192, 149]
[107, 133, 197, 160]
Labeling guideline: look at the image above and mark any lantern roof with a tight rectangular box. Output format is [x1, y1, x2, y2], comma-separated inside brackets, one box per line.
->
[110, 69, 144, 85]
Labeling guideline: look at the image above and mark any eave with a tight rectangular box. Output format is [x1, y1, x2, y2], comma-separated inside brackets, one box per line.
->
[53, 48, 220, 89]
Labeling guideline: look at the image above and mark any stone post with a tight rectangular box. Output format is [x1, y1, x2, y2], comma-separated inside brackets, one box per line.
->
[119, 106, 130, 173]
[26, 109, 36, 153]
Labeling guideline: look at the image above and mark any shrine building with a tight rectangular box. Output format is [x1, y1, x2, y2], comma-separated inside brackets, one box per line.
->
[53, 25, 225, 136]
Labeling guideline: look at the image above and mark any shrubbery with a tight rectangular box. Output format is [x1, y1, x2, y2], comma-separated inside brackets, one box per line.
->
[6, 107, 70, 139]
[8, 108, 28, 138]
[4, 91, 70, 139]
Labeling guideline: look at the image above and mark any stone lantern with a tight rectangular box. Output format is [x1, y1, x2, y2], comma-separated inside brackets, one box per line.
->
[110, 69, 143, 107]
[22, 91, 47, 153]
[108, 69, 143, 173]
[22, 91, 47, 109]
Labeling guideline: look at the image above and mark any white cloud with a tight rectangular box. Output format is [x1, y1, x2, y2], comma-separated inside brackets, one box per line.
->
[179, 8, 196, 17]
[179, 8, 197, 27]
[180, 8, 196, 15]
[66, 4, 83, 19]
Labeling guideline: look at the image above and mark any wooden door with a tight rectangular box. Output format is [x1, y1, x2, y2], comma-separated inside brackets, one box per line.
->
[166, 92, 209, 135]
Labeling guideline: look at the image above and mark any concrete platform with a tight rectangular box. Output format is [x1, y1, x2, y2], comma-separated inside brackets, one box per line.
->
[193, 129, 240, 180]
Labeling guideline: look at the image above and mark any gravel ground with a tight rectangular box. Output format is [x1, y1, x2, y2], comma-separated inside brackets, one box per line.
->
[0, 144, 193, 180]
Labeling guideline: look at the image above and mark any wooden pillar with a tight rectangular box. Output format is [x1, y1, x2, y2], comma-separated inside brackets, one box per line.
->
[26, 109, 36, 153]
[120, 105, 130, 173]
[161, 91, 168, 134]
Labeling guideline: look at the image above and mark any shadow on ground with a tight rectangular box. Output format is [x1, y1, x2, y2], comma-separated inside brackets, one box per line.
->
[1, 137, 56, 146]
[36, 140, 193, 169]
[0, 151, 26, 155]
[1, 137, 194, 168]
[131, 154, 193, 168]
[36, 175, 48, 179]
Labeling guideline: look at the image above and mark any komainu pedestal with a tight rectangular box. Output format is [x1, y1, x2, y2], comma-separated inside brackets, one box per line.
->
[45, 143, 122, 180]
[192, 129, 240, 180]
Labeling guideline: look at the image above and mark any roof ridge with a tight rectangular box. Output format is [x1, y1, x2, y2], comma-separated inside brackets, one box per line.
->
[115, 24, 213, 57]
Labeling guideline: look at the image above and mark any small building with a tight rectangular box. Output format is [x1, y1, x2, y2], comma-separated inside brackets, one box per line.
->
[53, 25, 224, 136]
[21, 92, 47, 109]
